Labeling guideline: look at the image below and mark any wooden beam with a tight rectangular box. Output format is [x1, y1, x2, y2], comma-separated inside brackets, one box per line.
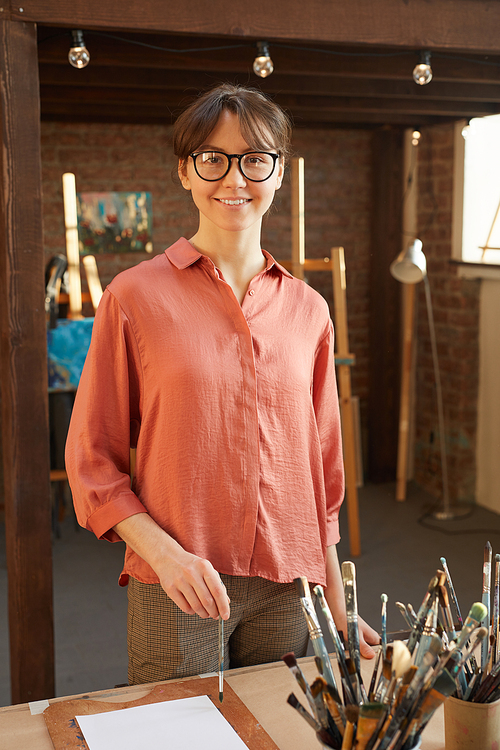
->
[39, 63, 500, 104]
[0, 19, 55, 703]
[18, 0, 500, 54]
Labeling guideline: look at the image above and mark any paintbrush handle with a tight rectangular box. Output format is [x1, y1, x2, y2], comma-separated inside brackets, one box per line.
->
[493, 556, 500, 665]
[342, 563, 363, 682]
[300, 596, 342, 703]
[440, 557, 463, 629]
[481, 544, 492, 669]
[218, 616, 224, 702]
[314, 586, 357, 704]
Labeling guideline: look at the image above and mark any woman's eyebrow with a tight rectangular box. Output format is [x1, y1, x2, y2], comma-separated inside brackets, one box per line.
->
[195, 145, 265, 153]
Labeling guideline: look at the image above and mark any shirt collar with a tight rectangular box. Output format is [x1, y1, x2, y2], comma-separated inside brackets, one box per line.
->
[165, 238, 293, 279]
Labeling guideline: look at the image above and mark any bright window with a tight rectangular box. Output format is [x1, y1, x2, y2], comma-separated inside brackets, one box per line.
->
[462, 114, 500, 264]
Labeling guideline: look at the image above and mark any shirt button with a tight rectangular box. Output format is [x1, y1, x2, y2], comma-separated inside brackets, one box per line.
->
[248, 289, 255, 296]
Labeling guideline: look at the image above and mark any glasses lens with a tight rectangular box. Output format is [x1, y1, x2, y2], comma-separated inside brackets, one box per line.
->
[195, 152, 229, 180]
[240, 153, 276, 181]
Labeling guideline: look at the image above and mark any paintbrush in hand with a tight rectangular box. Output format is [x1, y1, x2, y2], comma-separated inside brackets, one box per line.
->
[218, 615, 224, 703]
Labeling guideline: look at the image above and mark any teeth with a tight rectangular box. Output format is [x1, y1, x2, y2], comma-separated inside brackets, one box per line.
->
[218, 199, 249, 205]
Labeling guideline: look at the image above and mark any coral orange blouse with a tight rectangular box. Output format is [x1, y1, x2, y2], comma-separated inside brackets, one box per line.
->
[65, 238, 345, 587]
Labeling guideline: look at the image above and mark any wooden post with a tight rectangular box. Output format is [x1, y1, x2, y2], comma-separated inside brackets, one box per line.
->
[0, 19, 55, 702]
[331, 247, 361, 557]
[291, 157, 305, 280]
[368, 128, 404, 482]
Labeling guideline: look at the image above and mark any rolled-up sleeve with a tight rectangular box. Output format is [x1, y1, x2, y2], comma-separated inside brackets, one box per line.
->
[65, 290, 147, 542]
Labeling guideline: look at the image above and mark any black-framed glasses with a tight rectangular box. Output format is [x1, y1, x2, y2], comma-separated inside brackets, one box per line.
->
[189, 151, 279, 182]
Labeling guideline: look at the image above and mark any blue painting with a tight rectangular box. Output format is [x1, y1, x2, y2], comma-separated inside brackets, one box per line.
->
[77, 191, 153, 254]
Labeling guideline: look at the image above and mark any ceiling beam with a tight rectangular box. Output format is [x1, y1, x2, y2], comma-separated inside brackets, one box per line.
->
[39, 84, 500, 119]
[39, 63, 500, 105]
[19, 0, 500, 54]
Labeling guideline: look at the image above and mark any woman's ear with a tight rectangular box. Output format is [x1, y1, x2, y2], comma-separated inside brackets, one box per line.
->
[275, 157, 285, 190]
[178, 159, 191, 190]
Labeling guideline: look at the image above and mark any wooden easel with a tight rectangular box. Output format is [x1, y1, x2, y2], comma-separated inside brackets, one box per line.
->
[279, 158, 361, 557]
[50, 175, 103, 495]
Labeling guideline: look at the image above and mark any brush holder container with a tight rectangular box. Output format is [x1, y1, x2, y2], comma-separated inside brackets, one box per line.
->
[444, 695, 500, 749]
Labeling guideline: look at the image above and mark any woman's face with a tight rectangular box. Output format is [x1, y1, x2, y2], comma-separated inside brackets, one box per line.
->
[178, 110, 284, 237]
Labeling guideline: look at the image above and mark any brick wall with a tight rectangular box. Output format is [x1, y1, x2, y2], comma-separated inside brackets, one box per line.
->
[415, 124, 480, 503]
[42, 119, 479, 499]
[40, 121, 373, 405]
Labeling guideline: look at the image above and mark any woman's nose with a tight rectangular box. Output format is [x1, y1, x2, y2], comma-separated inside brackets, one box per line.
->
[222, 158, 247, 187]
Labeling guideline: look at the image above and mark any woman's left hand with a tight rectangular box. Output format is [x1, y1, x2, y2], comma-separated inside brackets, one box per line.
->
[356, 614, 380, 659]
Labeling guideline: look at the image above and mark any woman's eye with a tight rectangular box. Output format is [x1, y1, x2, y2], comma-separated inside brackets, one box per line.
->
[203, 153, 224, 164]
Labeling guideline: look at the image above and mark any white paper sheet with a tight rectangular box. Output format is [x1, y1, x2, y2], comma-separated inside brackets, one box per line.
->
[76, 694, 250, 750]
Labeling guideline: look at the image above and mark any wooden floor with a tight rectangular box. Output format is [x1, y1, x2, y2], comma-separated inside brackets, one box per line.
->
[1, 481, 500, 707]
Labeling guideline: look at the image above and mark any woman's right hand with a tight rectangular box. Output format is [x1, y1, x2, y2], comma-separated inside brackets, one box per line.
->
[113, 513, 230, 620]
[156, 547, 230, 620]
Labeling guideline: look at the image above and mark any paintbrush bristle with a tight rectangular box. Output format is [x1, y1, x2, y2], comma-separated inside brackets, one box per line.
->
[282, 652, 298, 669]
[391, 640, 412, 679]
[469, 601, 487, 623]
[344, 704, 359, 724]
[310, 677, 326, 698]
[287, 693, 300, 708]
[219, 691, 223, 703]
[359, 701, 386, 717]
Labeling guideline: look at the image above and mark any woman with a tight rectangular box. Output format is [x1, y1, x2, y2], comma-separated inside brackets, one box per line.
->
[65, 83, 378, 686]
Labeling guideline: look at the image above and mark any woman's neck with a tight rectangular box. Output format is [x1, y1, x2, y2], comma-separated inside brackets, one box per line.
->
[189, 224, 267, 304]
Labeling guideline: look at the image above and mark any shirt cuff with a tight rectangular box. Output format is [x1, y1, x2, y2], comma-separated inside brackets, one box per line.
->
[326, 518, 341, 546]
[87, 492, 147, 542]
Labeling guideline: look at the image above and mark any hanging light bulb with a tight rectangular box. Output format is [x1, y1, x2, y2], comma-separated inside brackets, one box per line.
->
[412, 129, 421, 146]
[68, 30, 90, 69]
[253, 41, 274, 78]
[413, 50, 432, 85]
[461, 119, 471, 139]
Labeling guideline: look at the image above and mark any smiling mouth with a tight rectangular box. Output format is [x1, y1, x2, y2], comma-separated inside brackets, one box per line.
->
[216, 198, 251, 206]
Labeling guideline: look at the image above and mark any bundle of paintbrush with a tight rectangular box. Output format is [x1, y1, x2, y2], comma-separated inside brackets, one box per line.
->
[283, 567, 489, 750]
[439, 544, 500, 704]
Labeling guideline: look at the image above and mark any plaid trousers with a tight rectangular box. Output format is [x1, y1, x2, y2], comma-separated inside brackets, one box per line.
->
[127, 574, 309, 685]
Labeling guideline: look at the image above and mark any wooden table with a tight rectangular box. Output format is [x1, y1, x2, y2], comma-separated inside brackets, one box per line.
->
[0, 655, 445, 749]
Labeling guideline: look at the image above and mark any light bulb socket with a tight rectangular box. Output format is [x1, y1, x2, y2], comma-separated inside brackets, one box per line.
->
[71, 29, 85, 47]
[68, 29, 90, 69]
[413, 50, 432, 85]
[253, 41, 273, 78]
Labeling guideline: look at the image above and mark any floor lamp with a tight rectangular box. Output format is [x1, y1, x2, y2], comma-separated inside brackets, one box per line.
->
[390, 239, 465, 520]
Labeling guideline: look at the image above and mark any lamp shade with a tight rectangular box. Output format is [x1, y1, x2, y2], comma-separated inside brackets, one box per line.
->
[390, 239, 427, 284]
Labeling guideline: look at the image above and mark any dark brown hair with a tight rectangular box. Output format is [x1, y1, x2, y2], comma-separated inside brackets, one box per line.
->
[173, 83, 292, 165]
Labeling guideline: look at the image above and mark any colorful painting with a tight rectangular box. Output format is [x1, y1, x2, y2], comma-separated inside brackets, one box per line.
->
[77, 191, 153, 254]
